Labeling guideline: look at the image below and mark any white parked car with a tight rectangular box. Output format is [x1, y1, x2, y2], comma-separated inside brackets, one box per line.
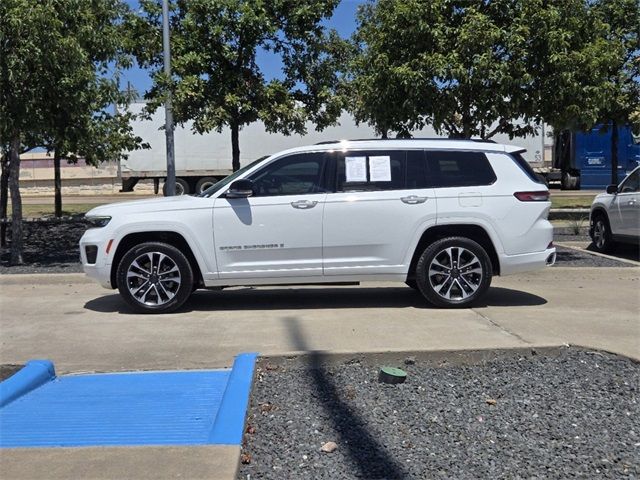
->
[80, 140, 556, 313]
[589, 166, 640, 253]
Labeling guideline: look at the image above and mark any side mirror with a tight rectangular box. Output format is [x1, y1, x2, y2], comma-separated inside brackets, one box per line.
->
[226, 179, 254, 198]
[606, 184, 618, 194]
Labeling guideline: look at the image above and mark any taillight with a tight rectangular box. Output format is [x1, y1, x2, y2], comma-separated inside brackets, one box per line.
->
[514, 191, 550, 202]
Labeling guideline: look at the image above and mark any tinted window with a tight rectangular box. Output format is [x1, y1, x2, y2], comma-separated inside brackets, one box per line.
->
[427, 151, 497, 188]
[335, 150, 427, 192]
[510, 152, 545, 184]
[620, 169, 639, 193]
[248, 153, 327, 196]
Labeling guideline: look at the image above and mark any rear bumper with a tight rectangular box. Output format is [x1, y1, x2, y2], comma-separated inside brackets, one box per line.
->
[499, 247, 556, 276]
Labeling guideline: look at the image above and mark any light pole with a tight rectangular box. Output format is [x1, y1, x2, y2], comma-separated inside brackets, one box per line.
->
[162, 0, 176, 196]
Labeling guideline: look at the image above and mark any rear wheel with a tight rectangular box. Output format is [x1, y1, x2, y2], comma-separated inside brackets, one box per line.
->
[116, 242, 194, 313]
[415, 237, 492, 308]
[591, 214, 614, 253]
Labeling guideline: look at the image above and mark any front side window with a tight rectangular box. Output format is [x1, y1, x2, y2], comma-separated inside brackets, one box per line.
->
[619, 169, 639, 193]
[427, 151, 497, 188]
[248, 153, 327, 196]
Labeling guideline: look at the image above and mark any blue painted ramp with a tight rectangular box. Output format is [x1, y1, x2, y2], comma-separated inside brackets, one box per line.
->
[0, 354, 256, 448]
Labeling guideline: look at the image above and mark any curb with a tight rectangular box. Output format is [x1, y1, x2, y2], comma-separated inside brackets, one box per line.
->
[0, 360, 56, 408]
[209, 352, 258, 445]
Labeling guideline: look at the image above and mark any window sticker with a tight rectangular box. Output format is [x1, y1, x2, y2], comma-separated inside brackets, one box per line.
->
[369, 155, 392, 182]
[345, 156, 367, 182]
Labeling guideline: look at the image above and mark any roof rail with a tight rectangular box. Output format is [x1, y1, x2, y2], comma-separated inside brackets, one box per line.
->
[314, 138, 497, 145]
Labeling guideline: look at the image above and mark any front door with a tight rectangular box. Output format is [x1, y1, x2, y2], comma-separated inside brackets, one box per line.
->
[613, 169, 640, 237]
[213, 152, 328, 279]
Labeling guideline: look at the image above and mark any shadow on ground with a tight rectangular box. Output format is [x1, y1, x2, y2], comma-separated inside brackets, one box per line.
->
[586, 242, 640, 262]
[84, 286, 546, 314]
[282, 316, 407, 479]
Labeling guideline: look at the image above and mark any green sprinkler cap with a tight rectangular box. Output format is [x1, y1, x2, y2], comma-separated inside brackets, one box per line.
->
[378, 366, 407, 384]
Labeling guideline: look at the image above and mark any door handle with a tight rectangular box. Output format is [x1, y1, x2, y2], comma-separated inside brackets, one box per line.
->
[291, 200, 318, 209]
[401, 195, 427, 205]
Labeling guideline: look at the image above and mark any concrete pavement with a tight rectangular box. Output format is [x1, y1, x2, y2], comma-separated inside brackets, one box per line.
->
[1, 266, 638, 479]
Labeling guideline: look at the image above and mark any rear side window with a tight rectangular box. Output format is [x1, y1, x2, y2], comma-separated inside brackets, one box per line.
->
[510, 152, 545, 184]
[335, 150, 428, 192]
[427, 151, 497, 188]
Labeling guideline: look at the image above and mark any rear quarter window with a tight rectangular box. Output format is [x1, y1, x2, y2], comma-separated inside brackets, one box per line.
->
[426, 151, 497, 188]
[509, 152, 545, 184]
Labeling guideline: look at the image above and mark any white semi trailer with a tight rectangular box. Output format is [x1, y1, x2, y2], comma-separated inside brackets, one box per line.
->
[121, 102, 549, 194]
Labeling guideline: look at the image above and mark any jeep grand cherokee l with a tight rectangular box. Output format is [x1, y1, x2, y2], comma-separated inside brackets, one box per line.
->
[80, 139, 556, 313]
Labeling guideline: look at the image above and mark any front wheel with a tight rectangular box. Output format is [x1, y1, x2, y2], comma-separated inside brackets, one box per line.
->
[116, 242, 194, 313]
[415, 237, 492, 308]
[591, 215, 614, 253]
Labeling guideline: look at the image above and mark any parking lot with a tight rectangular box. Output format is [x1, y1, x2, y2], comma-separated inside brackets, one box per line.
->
[1, 234, 639, 480]
[1, 264, 638, 374]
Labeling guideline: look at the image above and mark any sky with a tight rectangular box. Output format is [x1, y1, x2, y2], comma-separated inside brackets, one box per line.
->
[121, 0, 365, 95]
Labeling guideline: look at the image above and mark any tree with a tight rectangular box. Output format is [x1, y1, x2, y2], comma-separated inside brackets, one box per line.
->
[349, 0, 540, 140]
[133, 0, 346, 172]
[1, 0, 55, 264]
[349, 0, 631, 145]
[0, 0, 144, 263]
[39, 0, 145, 217]
[590, 0, 640, 184]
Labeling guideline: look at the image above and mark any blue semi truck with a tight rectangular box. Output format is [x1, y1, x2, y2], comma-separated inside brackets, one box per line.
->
[553, 125, 640, 190]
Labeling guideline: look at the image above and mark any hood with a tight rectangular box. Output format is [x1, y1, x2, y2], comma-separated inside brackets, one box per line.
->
[85, 195, 210, 217]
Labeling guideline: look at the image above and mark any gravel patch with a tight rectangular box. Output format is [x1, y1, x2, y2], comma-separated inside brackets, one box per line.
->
[0, 218, 87, 274]
[239, 349, 639, 479]
[0, 364, 23, 382]
[553, 245, 635, 268]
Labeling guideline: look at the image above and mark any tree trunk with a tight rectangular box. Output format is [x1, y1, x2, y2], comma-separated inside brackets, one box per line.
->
[381, 129, 388, 139]
[54, 148, 62, 217]
[8, 136, 23, 265]
[231, 122, 240, 172]
[611, 120, 619, 185]
[0, 152, 9, 247]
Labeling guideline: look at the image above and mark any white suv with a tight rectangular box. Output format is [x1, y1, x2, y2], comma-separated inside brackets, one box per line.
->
[80, 140, 556, 313]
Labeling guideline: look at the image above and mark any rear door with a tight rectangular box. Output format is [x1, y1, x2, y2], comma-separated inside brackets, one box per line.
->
[322, 149, 436, 276]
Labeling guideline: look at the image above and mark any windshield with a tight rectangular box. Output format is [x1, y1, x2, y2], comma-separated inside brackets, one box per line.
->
[198, 156, 268, 197]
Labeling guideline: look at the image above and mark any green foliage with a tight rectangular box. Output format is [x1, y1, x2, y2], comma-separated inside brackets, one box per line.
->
[590, 0, 640, 131]
[132, 0, 346, 170]
[348, 0, 639, 139]
[1, 0, 146, 160]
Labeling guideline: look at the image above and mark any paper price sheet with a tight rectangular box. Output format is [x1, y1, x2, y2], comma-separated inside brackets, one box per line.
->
[345, 156, 367, 182]
[369, 156, 391, 182]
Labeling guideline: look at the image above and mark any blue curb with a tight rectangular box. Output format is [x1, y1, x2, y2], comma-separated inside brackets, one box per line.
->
[0, 360, 55, 408]
[208, 352, 258, 445]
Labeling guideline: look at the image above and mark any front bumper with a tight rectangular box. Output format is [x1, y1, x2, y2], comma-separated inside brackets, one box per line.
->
[79, 229, 114, 289]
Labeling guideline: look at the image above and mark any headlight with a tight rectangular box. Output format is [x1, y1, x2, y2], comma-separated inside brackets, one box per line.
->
[85, 215, 112, 228]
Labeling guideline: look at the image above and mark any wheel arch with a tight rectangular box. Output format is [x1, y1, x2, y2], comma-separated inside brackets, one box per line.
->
[111, 231, 204, 289]
[407, 224, 501, 280]
[590, 206, 610, 224]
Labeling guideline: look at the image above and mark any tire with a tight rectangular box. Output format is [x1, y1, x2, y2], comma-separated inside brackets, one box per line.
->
[415, 237, 492, 308]
[162, 178, 190, 196]
[561, 171, 580, 190]
[591, 214, 615, 253]
[195, 177, 218, 195]
[405, 279, 419, 290]
[116, 242, 194, 313]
